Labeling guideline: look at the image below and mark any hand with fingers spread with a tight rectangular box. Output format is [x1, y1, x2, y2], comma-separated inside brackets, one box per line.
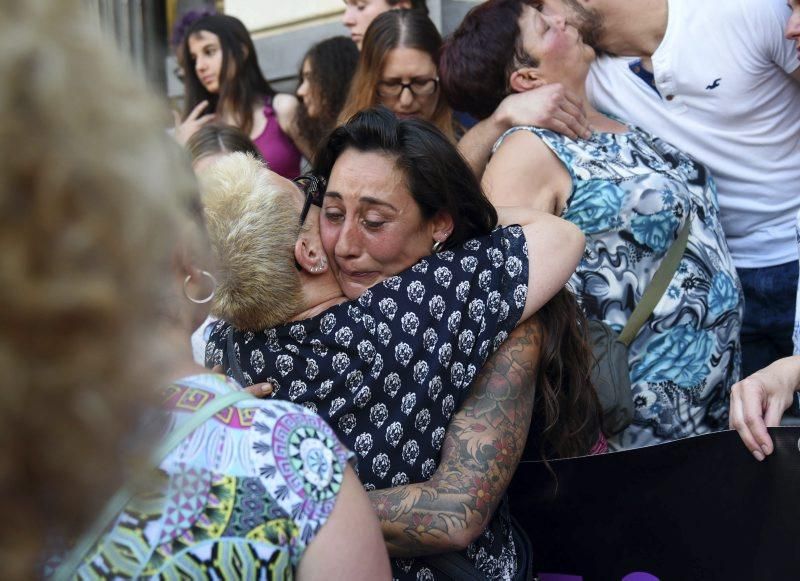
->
[173, 100, 215, 145]
[494, 83, 592, 141]
[729, 355, 800, 461]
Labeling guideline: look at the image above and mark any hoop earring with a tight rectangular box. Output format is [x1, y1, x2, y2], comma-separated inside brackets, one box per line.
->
[183, 270, 217, 304]
[432, 240, 444, 253]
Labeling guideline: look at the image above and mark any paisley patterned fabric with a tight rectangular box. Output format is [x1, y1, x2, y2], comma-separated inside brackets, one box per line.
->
[206, 226, 529, 580]
[495, 124, 743, 449]
[69, 373, 351, 579]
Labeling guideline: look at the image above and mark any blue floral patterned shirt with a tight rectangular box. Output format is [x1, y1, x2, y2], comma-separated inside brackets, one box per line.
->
[495, 124, 743, 449]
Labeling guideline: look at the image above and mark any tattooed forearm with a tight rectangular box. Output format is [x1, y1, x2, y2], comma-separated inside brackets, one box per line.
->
[368, 316, 542, 557]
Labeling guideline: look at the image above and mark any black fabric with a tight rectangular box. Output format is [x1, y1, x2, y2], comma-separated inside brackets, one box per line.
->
[510, 515, 534, 581]
[206, 227, 529, 579]
[422, 502, 532, 581]
[226, 329, 247, 387]
[509, 427, 800, 580]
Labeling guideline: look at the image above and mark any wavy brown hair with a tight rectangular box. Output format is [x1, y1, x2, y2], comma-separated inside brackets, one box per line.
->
[294, 36, 360, 161]
[339, 9, 455, 141]
[0, 1, 195, 577]
[527, 287, 603, 461]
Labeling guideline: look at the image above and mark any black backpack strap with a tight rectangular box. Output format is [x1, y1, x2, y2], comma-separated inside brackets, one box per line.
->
[226, 326, 248, 386]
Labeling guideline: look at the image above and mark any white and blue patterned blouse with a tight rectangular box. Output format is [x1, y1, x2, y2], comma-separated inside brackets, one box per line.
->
[495, 123, 743, 450]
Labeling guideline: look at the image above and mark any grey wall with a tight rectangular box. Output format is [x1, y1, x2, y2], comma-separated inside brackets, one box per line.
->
[85, 0, 169, 92]
[442, 0, 479, 37]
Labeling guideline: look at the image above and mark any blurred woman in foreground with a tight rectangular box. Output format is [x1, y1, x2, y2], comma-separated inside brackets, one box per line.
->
[0, 1, 389, 578]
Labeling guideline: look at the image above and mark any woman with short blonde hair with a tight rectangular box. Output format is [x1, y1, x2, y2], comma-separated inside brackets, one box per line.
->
[199, 153, 304, 331]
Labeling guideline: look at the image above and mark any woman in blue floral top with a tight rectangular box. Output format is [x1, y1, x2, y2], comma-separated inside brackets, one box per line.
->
[441, 0, 743, 449]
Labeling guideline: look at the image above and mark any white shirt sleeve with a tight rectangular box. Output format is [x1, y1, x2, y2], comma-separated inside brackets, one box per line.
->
[751, 0, 800, 74]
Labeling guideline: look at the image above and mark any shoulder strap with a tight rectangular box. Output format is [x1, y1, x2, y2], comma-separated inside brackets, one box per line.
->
[617, 216, 691, 346]
[227, 327, 248, 386]
[53, 387, 253, 581]
[263, 94, 275, 116]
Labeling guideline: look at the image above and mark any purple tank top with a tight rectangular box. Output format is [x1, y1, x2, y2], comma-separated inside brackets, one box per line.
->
[252, 96, 302, 180]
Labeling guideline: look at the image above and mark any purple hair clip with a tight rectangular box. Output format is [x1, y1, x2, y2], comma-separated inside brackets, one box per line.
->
[171, 7, 217, 49]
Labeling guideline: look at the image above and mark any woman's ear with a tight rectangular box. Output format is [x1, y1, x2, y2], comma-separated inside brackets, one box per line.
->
[295, 234, 329, 275]
[431, 211, 455, 246]
[509, 67, 545, 93]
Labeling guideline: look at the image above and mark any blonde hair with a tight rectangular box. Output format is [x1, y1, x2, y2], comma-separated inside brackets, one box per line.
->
[0, 0, 199, 577]
[200, 153, 303, 331]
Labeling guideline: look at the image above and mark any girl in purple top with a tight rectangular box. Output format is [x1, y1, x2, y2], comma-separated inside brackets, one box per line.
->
[175, 14, 304, 179]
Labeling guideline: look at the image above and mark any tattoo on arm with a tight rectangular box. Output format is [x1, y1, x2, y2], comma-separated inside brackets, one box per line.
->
[368, 317, 542, 557]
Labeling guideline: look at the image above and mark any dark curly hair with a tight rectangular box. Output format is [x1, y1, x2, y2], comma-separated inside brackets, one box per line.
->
[527, 288, 603, 461]
[294, 37, 359, 162]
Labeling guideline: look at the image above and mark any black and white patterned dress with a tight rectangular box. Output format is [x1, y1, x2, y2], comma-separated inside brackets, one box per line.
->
[206, 226, 529, 579]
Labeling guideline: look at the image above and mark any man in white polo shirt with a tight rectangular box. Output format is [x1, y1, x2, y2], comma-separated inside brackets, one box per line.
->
[542, 0, 800, 379]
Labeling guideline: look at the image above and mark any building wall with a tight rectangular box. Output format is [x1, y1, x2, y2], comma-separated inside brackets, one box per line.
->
[224, 0, 343, 32]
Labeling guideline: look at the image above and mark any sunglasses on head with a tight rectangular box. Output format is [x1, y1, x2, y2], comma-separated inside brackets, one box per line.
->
[293, 173, 327, 226]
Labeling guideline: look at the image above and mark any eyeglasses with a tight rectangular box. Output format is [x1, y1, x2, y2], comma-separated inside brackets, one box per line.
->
[293, 173, 327, 226]
[376, 77, 439, 99]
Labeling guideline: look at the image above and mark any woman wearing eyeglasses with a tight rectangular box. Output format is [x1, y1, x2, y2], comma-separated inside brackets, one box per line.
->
[339, 10, 457, 141]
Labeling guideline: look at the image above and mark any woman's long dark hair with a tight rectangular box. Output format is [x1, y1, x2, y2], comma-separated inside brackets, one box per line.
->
[315, 107, 496, 247]
[180, 14, 274, 136]
[529, 288, 603, 461]
[294, 36, 359, 161]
